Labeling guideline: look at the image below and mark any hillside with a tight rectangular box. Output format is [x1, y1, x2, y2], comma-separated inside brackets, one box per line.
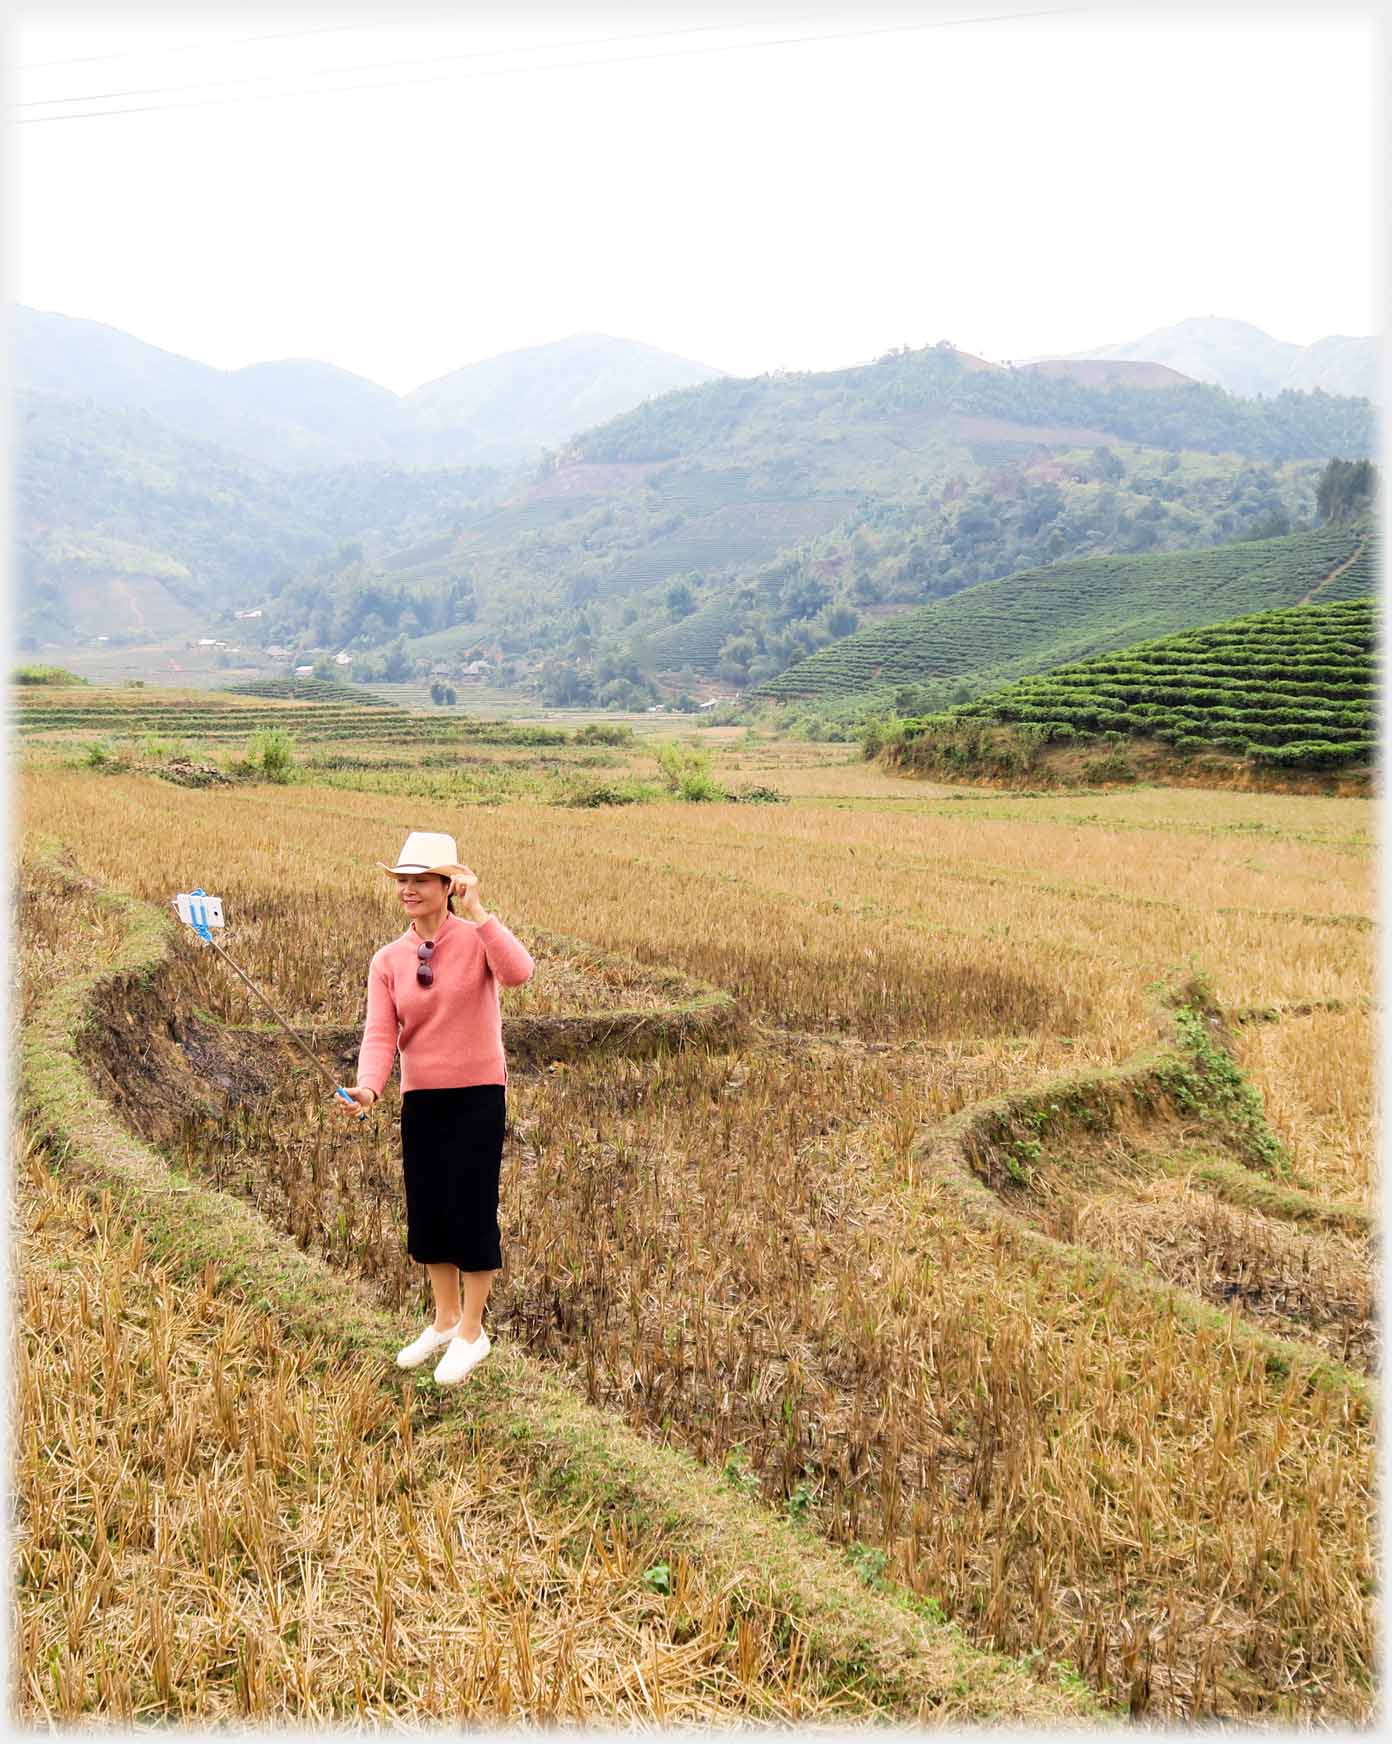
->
[404, 333, 725, 466]
[13, 307, 725, 471]
[1019, 359, 1196, 390]
[12, 390, 502, 644]
[750, 522, 1377, 703]
[1043, 317, 1380, 403]
[884, 597, 1375, 784]
[565, 341, 1374, 468]
[14, 307, 411, 469]
[325, 350, 1376, 697]
[18, 332, 1378, 697]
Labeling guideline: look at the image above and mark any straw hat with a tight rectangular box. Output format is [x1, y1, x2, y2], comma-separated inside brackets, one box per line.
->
[378, 831, 468, 878]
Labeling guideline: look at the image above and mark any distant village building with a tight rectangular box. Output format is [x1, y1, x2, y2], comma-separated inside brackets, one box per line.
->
[234, 608, 264, 619]
[267, 645, 290, 658]
[197, 638, 217, 646]
[334, 651, 353, 665]
[698, 698, 719, 710]
[293, 665, 314, 676]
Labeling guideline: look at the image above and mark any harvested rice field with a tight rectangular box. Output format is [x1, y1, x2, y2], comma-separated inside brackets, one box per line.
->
[12, 718, 1377, 1725]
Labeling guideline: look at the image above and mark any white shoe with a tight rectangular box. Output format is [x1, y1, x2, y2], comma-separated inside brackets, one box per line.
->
[396, 1319, 462, 1369]
[433, 1330, 491, 1386]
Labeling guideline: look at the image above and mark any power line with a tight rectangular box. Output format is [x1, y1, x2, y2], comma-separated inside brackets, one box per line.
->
[14, 20, 367, 74]
[10, 16, 765, 112]
[8, 8, 1090, 127]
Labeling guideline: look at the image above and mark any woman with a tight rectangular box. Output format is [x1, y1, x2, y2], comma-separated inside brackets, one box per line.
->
[337, 830, 535, 1386]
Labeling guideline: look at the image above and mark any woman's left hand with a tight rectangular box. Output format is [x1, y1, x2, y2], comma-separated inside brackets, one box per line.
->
[451, 866, 486, 918]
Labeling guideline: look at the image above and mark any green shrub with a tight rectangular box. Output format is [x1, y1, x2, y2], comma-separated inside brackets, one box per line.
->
[13, 665, 85, 686]
[563, 781, 644, 807]
[654, 739, 726, 802]
[573, 722, 636, 746]
[858, 714, 905, 760]
[1081, 751, 1138, 783]
[246, 727, 296, 783]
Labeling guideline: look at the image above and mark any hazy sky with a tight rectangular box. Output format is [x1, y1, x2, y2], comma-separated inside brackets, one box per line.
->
[6, 2, 1383, 393]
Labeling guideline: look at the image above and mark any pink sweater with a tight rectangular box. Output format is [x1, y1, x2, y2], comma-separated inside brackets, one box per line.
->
[356, 910, 535, 1096]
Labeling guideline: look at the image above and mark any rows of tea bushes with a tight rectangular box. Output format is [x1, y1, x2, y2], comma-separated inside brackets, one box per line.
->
[11, 684, 623, 751]
[754, 523, 1374, 701]
[221, 677, 396, 705]
[16, 712, 474, 745]
[601, 500, 845, 600]
[1306, 539, 1379, 605]
[898, 598, 1375, 769]
[638, 596, 744, 671]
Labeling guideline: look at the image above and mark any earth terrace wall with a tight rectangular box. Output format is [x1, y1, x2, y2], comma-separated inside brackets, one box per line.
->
[909, 993, 1373, 1408]
[15, 841, 1096, 1727]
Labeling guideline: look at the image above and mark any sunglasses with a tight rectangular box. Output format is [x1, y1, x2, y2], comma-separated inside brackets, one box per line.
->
[417, 939, 436, 987]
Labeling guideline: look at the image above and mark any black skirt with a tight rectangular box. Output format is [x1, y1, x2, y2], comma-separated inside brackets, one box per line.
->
[399, 1085, 507, 1272]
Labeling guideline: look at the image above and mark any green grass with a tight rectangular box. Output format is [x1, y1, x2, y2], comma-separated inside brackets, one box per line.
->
[754, 522, 1374, 701]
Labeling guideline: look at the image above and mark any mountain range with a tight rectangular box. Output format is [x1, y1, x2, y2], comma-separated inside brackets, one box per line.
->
[13, 306, 724, 470]
[11, 309, 1379, 696]
[1037, 316, 1379, 403]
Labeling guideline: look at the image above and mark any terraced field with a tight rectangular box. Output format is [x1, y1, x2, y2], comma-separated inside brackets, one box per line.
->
[599, 499, 855, 601]
[636, 597, 745, 672]
[753, 523, 1375, 701]
[14, 700, 458, 746]
[221, 677, 396, 705]
[894, 598, 1374, 775]
[14, 740, 1376, 1724]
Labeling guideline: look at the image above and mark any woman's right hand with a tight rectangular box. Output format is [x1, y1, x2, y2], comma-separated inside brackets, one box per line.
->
[335, 1085, 377, 1118]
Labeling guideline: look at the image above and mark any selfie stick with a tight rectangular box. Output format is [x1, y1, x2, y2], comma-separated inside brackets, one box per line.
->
[173, 889, 368, 1120]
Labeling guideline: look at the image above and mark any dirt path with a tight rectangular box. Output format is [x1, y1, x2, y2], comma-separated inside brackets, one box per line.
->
[1298, 535, 1366, 606]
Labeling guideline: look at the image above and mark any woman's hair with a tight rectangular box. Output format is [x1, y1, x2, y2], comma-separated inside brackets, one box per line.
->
[441, 873, 455, 914]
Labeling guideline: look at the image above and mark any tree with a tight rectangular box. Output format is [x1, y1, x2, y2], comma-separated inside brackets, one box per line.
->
[716, 633, 759, 684]
[819, 601, 860, 639]
[1089, 446, 1125, 483]
[1243, 506, 1292, 541]
[381, 636, 413, 681]
[664, 577, 696, 619]
[1316, 457, 1378, 524]
[539, 660, 595, 706]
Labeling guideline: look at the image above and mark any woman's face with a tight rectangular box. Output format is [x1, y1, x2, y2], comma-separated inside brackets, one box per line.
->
[395, 873, 450, 918]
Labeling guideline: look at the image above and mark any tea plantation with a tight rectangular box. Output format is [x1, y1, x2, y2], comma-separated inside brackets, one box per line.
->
[753, 523, 1374, 702]
[901, 596, 1375, 771]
